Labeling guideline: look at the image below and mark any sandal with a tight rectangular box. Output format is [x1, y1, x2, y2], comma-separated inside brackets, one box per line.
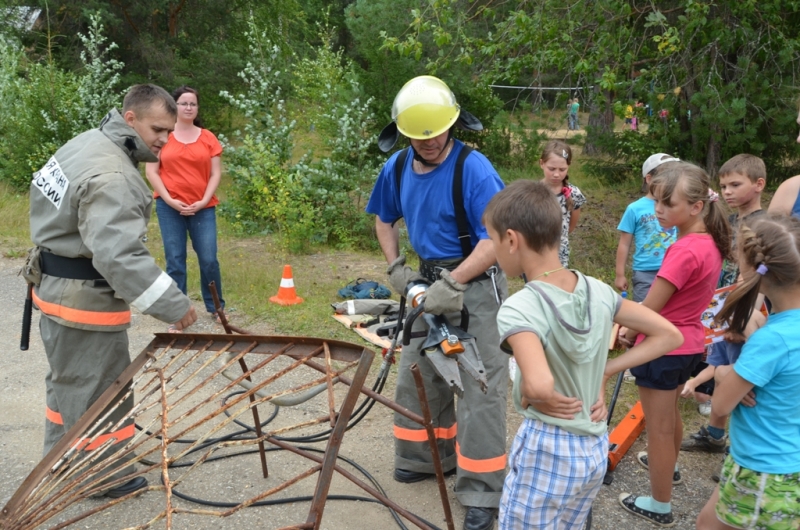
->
[167, 325, 183, 334]
[618, 493, 675, 527]
[211, 312, 223, 324]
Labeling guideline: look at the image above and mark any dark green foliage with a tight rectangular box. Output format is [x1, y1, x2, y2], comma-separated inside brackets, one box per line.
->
[583, 129, 669, 184]
[15, 0, 303, 133]
[380, 0, 800, 181]
[219, 25, 382, 252]
[345, 0, 422, 120]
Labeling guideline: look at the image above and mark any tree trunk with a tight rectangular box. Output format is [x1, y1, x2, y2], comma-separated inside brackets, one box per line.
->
[705, 126, 721, 177]
[584, 84, 614, 155]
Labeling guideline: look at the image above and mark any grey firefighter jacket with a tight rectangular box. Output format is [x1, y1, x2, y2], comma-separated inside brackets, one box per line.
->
[29, 109, 190, 332]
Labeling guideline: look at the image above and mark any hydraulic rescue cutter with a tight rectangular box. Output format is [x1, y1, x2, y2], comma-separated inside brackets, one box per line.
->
[402, 280, 488, 396]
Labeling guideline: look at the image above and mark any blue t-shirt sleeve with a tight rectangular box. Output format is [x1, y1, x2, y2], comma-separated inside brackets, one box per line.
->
[617, 204, 637, 233]
[365, 152, 404, 224]
[734, 326, 788, 387]
[462, 151, 504, 241]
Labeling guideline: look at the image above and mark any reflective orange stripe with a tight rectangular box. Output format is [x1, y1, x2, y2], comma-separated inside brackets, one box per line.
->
[77, 424, 135, 451]
[456, 442, 506, 474]
[33, 290, 131, 326]
[46, 406, 63, 425]
[393, 423, 457, 443]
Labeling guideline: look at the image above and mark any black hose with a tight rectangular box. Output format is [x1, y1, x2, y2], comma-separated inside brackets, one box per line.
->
[134, 369, 437, 529]
[164, 445, 442, 530]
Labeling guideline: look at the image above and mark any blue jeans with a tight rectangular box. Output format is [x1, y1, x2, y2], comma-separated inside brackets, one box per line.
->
[155, 198, 224, 314]
[568, 113, 579, 130]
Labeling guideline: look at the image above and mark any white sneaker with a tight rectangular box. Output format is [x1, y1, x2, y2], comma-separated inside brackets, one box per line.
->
[698, 400, 712, 416]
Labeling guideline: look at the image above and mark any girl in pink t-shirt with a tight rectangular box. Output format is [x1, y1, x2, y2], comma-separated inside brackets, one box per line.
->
[617, 162, 731, 526]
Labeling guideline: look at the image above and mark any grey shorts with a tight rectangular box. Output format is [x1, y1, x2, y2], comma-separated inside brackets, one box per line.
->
[632, 270, 658, 302]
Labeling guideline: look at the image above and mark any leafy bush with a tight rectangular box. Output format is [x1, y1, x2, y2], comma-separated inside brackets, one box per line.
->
[0, 15, 123, 190]
[220, 22, 381, 252]
[583, 129, 668, 184]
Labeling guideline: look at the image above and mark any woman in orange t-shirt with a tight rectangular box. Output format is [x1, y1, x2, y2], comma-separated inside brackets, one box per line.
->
[146, 86, 224, 330]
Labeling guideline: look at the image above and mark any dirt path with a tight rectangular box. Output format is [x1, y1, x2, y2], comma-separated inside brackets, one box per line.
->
[0, 257, 720, 529]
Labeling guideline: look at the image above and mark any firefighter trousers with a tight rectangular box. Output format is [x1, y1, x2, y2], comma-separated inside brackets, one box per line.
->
[41, 316, 136, 487]
[393, 274, 509, 508]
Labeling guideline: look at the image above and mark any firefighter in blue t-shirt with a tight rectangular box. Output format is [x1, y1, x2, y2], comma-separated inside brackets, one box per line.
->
[366, 76, 508, 530]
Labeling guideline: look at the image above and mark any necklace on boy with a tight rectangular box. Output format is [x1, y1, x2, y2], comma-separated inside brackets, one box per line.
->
[530, 266, 565, 281]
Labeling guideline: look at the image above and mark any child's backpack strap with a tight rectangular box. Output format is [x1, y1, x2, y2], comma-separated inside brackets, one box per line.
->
[393, 145, 475, 258]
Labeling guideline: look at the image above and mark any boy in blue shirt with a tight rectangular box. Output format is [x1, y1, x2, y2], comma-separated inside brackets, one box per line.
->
[614, 153, 679, 301]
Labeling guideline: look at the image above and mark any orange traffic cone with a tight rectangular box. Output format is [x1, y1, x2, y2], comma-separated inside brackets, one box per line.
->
[269, 265, 304, 305]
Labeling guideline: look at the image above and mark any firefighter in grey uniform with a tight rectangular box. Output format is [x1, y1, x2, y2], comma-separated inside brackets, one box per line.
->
[25, 84, 197, 498]
[366, 76, 508, 530]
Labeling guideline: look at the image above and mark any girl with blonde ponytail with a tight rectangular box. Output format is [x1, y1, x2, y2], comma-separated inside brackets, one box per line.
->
[618, 162, 730, 526]
[696, 214, 800, 530]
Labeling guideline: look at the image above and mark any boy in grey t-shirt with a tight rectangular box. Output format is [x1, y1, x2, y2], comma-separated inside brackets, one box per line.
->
[483, 180, 683, 529]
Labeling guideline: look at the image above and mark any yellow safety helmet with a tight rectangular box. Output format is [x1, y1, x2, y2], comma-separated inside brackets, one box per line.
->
[378, 75, 483, 152]
[393, 76, 460, 139]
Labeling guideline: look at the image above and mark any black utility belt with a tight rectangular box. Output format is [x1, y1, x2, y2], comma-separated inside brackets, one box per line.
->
[40, 251, 105, 281]
[418, 258, 494, 284]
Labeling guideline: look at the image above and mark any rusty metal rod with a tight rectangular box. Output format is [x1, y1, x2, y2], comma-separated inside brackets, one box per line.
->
[267, 437, 435, 530]
[19, 407, 161, 526]
[323, 342, 337, 428]
[210, 281, 251, 335]
[411, 363, 455, 530]
[167, 357, 337, 467]
[221, 465, 322, 517]
[158, 370, 174, 529]
[306, 348, 374, 529]
[238, 353, 270, 479]
[44, 485, 153, 530]
[167, 346, 321, 446]
[136, 338, 202, 394]
[302, 358, 426, 425]
[168, 340, 240, 409]
[166, 343, 278, 431]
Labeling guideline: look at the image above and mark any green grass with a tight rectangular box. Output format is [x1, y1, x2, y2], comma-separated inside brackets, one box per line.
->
[145, 212, 387, 342]
[0, 183, 31, 258]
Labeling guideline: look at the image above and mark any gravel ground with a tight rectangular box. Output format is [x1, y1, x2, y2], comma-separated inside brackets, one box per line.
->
[0, 257, 721, 529]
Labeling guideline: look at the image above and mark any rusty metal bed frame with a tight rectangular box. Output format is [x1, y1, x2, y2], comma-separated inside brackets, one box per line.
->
[1, 326, 455, 530]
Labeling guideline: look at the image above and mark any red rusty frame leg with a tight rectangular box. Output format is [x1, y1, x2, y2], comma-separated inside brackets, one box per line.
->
[210, 281, 269, 479]
[305, 346, 374, 529]
[411, 363, 455, 530]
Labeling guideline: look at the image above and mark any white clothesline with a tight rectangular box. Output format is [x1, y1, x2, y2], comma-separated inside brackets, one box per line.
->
[489, 85, 594, 91]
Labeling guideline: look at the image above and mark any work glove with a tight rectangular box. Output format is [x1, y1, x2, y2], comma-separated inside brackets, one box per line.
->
[424, 269, 467, 315]
[387, 255, 424, 296]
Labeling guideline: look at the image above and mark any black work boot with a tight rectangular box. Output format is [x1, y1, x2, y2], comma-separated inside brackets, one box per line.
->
[463, 506, 497, 530]
[394, 467, 455, 483]
[393, 468, 432, 483]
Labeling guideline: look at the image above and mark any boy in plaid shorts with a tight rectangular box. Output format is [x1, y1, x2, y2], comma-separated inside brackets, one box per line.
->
[483, 180, 683, 529]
